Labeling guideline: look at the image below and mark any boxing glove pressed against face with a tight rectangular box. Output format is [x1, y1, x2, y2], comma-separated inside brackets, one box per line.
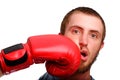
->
[0, 34, 81, 77]
[27, 34, 81, 77]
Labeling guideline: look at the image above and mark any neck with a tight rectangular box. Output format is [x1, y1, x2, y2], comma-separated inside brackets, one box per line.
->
[60, 70, 91, 80]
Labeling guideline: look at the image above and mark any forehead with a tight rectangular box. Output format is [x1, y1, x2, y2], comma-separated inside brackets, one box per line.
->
[67, 12, 104, 34]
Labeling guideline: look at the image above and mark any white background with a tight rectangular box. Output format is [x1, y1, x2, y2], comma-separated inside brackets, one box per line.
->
[0, 0, 120, 80]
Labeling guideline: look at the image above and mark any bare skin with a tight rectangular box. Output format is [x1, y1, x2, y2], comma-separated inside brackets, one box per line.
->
[60, 12, 104, 80]
[0, 69, 3, 77]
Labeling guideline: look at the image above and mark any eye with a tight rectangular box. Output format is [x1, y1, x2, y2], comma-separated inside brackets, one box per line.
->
[90, 33, 97, 38]
[72, 29, 81, 35]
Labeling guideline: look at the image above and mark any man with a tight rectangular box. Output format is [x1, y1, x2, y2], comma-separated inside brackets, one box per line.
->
[0, 6, 105, 80]
[39, 6, 106, 80]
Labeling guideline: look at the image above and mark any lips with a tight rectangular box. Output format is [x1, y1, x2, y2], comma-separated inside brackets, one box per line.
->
[80, 50, 88, 61]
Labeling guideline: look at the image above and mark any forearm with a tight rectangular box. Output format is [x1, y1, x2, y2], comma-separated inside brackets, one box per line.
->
[0, 68, 3, 77]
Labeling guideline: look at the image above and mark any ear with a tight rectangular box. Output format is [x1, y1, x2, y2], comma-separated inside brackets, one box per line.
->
[100, 42, 104, 49]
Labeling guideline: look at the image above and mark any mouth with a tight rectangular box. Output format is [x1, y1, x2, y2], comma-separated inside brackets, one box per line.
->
[80, 50, 88, 61]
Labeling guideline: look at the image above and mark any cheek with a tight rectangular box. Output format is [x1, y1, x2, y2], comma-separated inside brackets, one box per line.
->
[88, 42, 101, 57]
[64, 34, 80, 49]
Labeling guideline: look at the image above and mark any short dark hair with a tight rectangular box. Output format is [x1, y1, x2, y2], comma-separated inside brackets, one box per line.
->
[60, 7, 106, 41]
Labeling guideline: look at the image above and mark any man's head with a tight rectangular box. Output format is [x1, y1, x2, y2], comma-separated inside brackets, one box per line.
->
[60, 7, 106, 73]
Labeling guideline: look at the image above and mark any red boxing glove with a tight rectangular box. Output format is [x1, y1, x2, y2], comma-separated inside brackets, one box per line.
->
[0, 34, 81, 77]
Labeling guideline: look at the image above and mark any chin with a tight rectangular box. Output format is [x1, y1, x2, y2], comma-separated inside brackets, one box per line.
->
[77, 62, 92, 73]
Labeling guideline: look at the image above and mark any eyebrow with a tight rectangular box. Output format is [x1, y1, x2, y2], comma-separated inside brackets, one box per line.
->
[90, 30, 100, 33]
[69, 25, 83, 30]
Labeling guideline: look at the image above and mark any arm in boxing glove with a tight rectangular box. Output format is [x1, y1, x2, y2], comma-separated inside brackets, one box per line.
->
[0, 34, 81, 77]
[0, 43, 33, 77]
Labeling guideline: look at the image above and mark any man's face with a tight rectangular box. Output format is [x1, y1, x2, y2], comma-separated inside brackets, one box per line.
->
[64, 12, 104, 73]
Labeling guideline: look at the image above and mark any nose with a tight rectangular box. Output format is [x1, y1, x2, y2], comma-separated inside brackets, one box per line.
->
[79, 35, 88, 48]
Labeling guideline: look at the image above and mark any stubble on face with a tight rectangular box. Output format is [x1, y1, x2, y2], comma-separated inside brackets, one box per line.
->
[63, 12, 104, 74]
[77, 50, 100, 73]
